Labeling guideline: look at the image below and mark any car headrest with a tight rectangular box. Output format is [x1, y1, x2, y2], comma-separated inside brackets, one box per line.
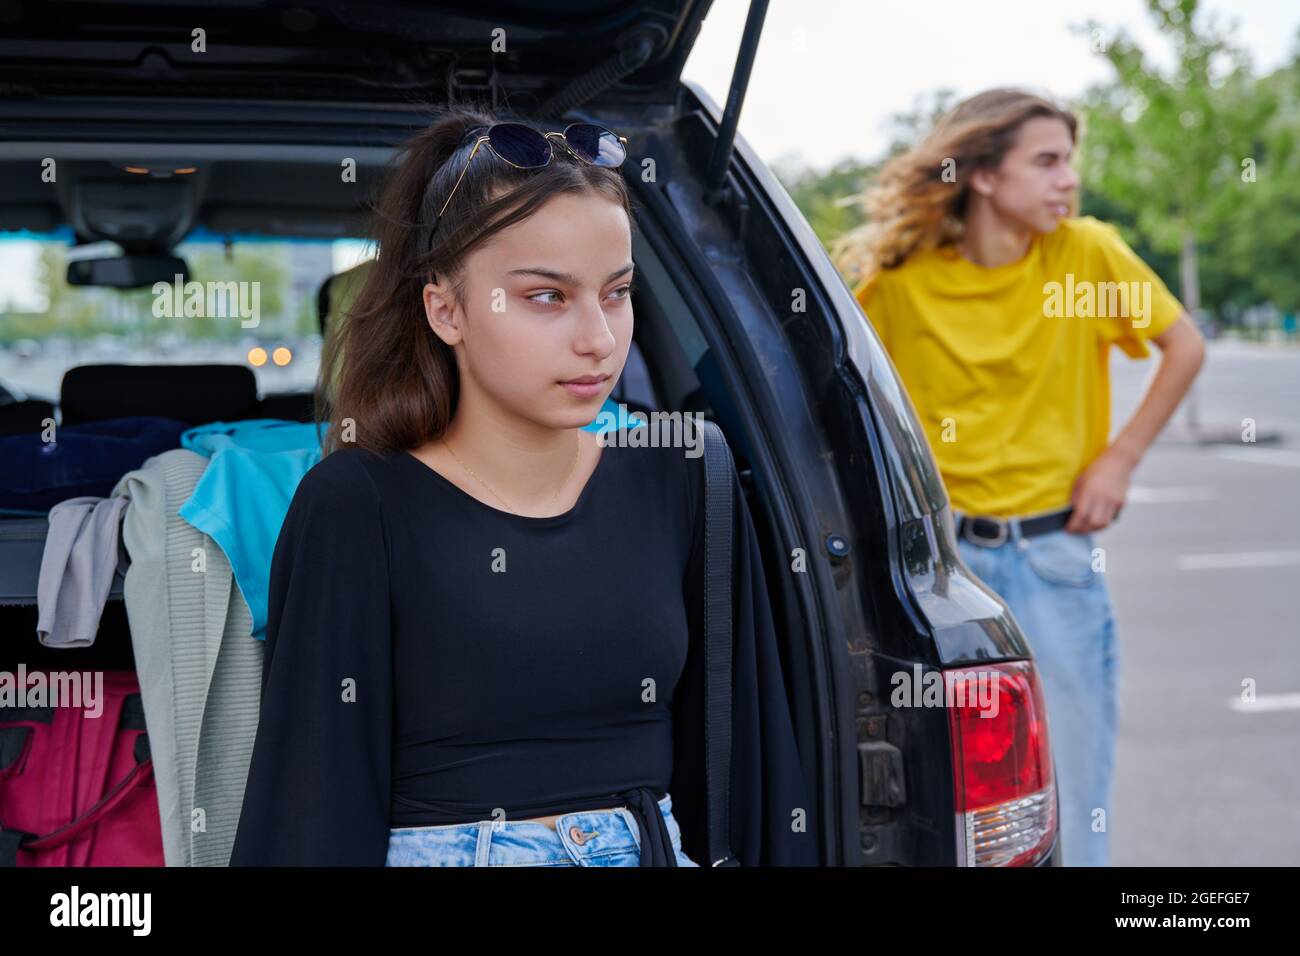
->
[0, 398, 56, 437]
[317, 258, 373, 337]
[60, 364, 260, 427]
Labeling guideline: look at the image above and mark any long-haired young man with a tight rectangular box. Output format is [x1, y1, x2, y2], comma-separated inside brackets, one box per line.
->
[838, 88, 1205, 866]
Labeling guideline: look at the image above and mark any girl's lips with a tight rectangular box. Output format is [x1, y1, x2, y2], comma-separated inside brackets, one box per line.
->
[560, 377, 607, 398]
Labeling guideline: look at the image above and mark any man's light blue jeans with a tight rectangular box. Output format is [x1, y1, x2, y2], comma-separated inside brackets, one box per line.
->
[956, 522, 1118, 867]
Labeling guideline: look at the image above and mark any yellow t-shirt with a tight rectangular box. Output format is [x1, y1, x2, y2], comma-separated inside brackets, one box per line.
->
[853, 216, 1184, 518]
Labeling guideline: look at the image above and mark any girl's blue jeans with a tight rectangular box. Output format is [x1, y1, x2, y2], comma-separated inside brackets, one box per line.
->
[956, 523, 1118, 867]
[385, 791, 700, 867]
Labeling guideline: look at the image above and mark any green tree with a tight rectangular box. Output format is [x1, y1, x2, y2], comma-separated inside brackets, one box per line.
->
[1074, 0, 1281, 323]
[775, 155, 880, 250]
[1216, 55, 1300, 315]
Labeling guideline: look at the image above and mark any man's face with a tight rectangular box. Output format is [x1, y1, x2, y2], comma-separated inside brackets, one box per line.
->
[434, 189, 634, 431]
[975, 116, 1080, 233]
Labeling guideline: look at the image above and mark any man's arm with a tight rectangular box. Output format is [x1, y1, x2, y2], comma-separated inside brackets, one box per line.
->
[1065, 313, 1207, 533]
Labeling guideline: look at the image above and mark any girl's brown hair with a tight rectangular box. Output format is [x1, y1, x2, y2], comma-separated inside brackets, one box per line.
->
[832, 88, 1078, 286]
[316, 105, 635, 456]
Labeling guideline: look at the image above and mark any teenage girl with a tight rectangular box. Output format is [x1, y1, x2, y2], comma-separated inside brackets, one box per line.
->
[230, 107, 815, 867]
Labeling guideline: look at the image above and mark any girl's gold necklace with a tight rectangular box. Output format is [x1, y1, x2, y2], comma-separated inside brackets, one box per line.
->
[442, 434, 581, 516]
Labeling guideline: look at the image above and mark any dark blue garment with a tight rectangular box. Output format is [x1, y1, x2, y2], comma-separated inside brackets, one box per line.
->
[0, 416, 190, 512]
[230, 434, 817, 866]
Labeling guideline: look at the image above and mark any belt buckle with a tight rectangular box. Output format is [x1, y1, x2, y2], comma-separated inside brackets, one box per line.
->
[961, 514, 1008, 548]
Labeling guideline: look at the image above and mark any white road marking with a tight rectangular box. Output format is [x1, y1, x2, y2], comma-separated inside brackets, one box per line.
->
[1228, 694, 1300, 713]
[1178, 550, 1300, 570]
[1215, 447, 1300, 468]
[1207, 341, 1300, 359]
[1128, 485, 1216, 503]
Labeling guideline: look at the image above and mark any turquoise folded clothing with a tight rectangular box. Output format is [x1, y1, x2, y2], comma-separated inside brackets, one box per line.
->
[180, 446, 324, 639]
[178, 402, 640, 640]
[179, 419, 327, 640]
[181, 418, 328, 457]
[581, 398, 645, 433]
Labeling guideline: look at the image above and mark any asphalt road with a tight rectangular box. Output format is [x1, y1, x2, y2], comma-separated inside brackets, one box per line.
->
[1102, 338, 1300, 865]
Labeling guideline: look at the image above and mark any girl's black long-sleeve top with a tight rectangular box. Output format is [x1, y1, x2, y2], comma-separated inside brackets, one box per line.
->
[229, 432, 817, 866]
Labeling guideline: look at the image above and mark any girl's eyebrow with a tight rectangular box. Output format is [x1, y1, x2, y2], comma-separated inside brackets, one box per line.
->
[508, 263, 635, 285]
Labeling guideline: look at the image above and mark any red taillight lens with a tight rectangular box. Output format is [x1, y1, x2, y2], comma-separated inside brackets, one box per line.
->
[946, 660, 1056, 866]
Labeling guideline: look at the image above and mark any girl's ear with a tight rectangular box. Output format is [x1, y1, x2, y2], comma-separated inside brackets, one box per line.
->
[424, 281, 463, 346]
[968, 165, 997, 199]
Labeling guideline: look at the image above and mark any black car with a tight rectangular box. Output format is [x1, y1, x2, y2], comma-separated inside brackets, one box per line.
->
[0, 0, 1059, 866]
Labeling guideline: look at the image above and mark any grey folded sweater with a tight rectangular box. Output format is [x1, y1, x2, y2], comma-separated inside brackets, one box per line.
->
[112, 449, 264, 867]
[37, 494, 131, 648]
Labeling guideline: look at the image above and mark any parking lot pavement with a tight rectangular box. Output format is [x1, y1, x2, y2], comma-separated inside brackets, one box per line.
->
[1100, 340, 1300, 865]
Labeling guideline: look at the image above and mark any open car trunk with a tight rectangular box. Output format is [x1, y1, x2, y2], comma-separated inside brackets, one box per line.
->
[0, 0, 709, 111]
[0, 0, 929, 869]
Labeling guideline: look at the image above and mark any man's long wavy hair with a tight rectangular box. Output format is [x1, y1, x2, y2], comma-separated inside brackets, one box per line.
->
[833, 88, 1079, 286]
[315, 105, 635, 457]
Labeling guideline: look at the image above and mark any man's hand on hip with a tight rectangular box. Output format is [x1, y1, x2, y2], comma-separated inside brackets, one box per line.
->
[1066, 445, 1138, 533]
[1070, 313, 1206, 535]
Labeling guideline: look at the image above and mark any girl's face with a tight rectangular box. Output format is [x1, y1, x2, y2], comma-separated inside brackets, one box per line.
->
[424, 189, 634, 431]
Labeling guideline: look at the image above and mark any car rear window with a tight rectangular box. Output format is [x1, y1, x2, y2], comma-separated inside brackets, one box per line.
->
[0, 228, 374, 402]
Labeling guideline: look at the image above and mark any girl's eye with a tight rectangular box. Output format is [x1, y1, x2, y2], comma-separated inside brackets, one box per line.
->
[527, 285, 632, 306]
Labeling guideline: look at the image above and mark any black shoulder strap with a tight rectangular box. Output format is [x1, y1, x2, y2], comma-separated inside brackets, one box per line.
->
[699, 419, 740, 867]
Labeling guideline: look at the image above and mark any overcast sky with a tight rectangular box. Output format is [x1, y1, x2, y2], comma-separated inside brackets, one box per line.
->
[681, 0, 1300, 171]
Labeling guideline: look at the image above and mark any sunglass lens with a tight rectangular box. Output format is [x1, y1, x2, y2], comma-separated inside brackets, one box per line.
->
[563, 123, 626, 167]
[488, 123, 552, 168]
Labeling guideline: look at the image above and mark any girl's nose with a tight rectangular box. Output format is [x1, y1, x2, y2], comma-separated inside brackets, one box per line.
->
[574, 301, 617, 357]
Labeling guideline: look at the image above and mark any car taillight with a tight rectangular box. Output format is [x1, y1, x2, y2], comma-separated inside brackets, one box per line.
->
[945, 661, 1056, 866]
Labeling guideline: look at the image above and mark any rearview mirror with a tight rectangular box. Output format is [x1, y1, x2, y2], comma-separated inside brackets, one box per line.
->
[66, 254, 189, 289]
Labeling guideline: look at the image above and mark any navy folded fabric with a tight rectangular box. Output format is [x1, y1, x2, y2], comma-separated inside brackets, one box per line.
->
[0, 416, 190, 512]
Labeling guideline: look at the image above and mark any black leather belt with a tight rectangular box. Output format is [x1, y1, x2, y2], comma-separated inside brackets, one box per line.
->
[956, 506, 1073, 547]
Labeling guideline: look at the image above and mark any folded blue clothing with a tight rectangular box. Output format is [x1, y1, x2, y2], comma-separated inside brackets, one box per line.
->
[178, 418, 327, 639]
[181, 418, 328, 457]
[179, 401, 641, 640]
[581, 399, 645, 433]
[179, 443, 323, 639]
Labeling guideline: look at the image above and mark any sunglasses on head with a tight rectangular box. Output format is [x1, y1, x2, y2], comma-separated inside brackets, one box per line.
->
[423, 122, 628, 253]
